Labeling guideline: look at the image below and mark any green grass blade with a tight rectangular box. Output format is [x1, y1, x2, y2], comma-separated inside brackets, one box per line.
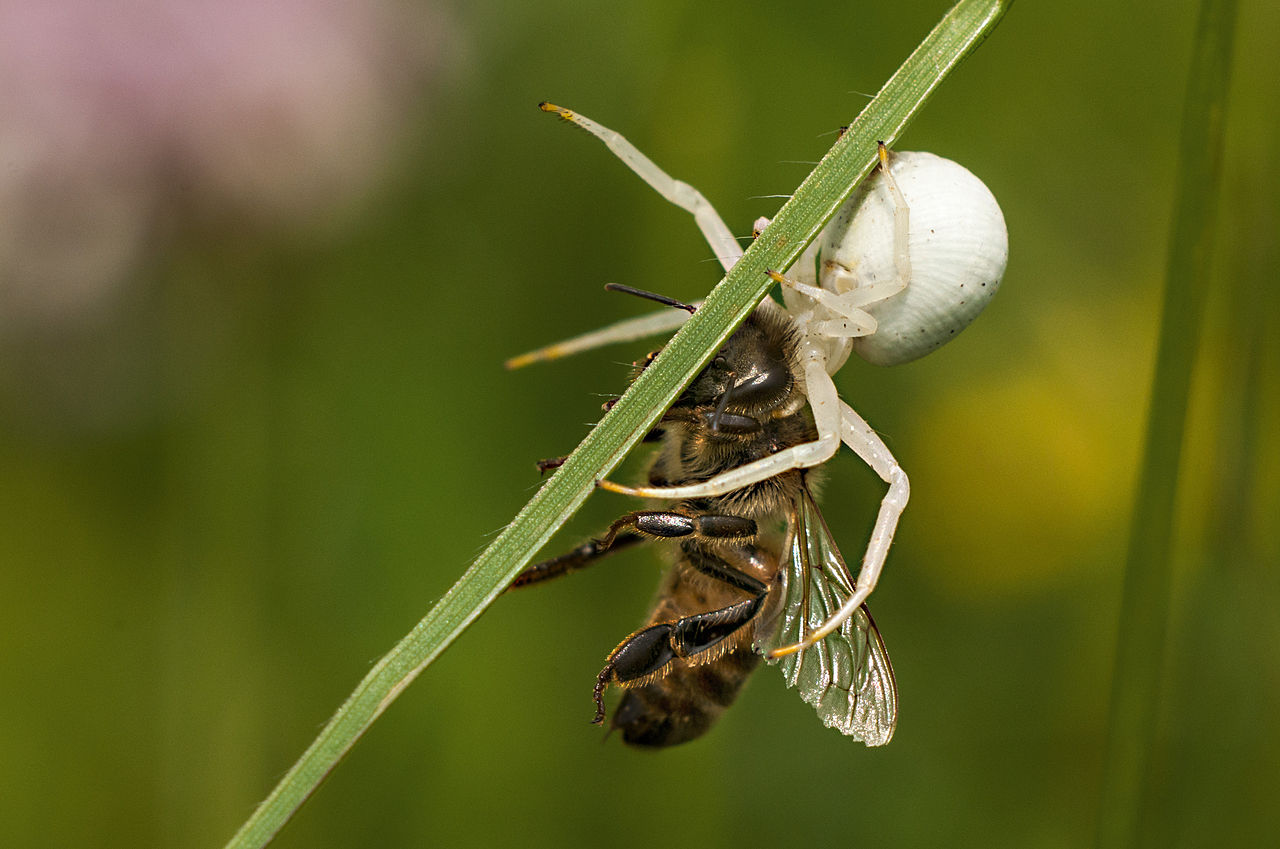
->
[1096, 1, 1239, 847]
[224, 2, 1012, 845]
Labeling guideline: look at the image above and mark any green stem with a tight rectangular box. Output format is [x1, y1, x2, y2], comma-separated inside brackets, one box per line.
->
[1097, 1, 1238, 847]
[224, 2, 1012, 846]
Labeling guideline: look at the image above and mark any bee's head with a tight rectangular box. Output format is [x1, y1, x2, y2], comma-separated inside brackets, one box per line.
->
[601, 286, 799, 432]
[675, 308, 797, 425]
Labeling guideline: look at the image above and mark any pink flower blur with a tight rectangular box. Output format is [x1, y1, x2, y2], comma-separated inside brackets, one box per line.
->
[0, 0, 442, 327]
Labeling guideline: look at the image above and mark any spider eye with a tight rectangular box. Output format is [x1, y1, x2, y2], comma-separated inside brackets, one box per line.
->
[712, 355, 728, 369]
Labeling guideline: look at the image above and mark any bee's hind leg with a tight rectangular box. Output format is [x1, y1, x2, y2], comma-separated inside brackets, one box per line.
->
[606, 510, 757, 544]
[593, 587, 766, 725]
[592, 544, 769, 724]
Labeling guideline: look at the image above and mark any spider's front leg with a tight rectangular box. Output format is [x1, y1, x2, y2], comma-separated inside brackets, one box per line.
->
[506, 104, 745, 370]
[539, 102, 744, 273]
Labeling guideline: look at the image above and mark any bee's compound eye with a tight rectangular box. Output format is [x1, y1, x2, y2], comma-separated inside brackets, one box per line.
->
[730, 361, 790, 409]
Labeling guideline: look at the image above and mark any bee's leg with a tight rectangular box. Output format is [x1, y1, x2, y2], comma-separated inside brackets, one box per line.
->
[507, 532, 646, 589]
[606, 511, 757, 544]
[769, 400, 909, 658]
[510, 509, 755, 590]
[592, 601, 762, 725]
[535, 455, 568, 475]
[535, 392, 667, 478]
[598, 359, 842, 500]
[592, 550, 769, 725]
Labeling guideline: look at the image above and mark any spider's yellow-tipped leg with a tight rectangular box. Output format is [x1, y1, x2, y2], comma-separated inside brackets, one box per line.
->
[537, 101, 743, 272]
[504, 306, 697, 369]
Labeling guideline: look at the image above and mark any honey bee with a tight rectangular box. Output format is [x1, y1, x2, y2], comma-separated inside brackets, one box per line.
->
[510, 297, 897, 747]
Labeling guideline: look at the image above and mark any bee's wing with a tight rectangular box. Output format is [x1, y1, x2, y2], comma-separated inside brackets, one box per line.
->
[756, 488, 898, 746]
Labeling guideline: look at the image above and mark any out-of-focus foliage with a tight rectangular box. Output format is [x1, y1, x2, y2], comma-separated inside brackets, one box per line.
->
[0, 2, 1275, 848]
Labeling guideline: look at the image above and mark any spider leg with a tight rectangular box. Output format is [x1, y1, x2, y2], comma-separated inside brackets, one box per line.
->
[598, 360, 841, 499]
[768, 399, 909, 657]
[504, 305, 698, 369]
[773, 143, 914, 337]
[880, 143, 912, 295]
[540, 103, 743, 272]
[809, 143, 913, 314]
[772, 273, 878, 337]
[509, 103, 750, 370]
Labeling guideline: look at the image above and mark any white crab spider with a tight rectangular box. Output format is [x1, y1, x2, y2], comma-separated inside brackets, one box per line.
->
[512, 102, 1008, 656]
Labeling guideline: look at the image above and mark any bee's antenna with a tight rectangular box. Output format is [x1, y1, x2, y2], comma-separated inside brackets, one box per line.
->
[603, 283, 696, 313]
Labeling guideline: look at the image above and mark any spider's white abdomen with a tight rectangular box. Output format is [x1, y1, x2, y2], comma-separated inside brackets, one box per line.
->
[814, 151, 1008, 366]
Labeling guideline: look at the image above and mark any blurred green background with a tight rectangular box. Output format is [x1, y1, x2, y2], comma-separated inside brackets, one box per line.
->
[1, 1, 1276, 847]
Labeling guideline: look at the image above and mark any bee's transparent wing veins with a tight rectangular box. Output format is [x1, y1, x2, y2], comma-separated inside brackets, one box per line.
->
[756, 489, 898, 746]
